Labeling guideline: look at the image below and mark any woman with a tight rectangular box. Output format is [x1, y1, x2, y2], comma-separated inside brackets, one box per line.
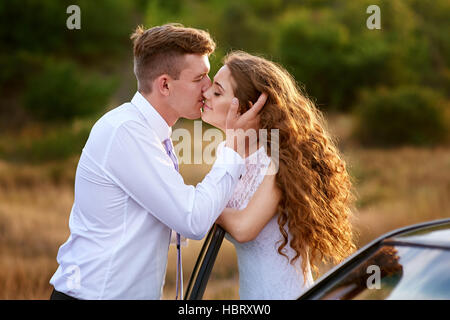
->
[201, 51, 357, 299]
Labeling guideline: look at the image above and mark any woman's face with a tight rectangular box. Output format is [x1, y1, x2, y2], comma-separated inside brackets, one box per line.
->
[201, 65, 236, 130]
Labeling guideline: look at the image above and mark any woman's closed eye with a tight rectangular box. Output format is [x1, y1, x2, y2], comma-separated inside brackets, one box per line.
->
[214, 92, 221, 97]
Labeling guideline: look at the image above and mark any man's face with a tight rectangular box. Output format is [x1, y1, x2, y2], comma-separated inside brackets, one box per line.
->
[168, 54, 211, 119]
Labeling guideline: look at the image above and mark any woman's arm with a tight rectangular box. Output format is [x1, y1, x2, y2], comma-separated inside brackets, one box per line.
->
[216, 163, 281, 243]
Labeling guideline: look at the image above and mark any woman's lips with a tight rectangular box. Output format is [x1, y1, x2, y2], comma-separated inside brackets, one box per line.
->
[203, 103, 212, 111]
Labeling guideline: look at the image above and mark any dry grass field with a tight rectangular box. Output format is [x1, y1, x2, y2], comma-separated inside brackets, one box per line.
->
[0, 113, 449, 299]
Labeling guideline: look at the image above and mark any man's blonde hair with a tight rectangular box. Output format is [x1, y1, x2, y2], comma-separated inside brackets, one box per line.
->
[130, 23, 216, 93]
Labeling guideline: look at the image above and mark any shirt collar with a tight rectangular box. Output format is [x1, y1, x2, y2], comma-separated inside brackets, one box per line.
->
[131, 91, 172, 142]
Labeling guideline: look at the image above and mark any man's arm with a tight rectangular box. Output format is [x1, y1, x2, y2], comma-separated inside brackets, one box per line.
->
[103, 93, 268, 240]
[103, 120, 243, 240]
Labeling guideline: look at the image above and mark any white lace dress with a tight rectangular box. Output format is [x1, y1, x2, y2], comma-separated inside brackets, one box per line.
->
[225, 145, 314, 300]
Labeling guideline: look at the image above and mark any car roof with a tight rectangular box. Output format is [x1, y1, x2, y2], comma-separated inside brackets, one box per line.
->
[336, 218, 450, 272]
[384, 219, 450, 249]
[297, 218, 450, 299]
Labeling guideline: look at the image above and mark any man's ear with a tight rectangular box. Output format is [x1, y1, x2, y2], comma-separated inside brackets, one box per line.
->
[154, 74, 171, 97]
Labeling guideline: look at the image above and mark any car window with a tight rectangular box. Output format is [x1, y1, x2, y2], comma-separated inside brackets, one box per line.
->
[320, 245, 450, 300]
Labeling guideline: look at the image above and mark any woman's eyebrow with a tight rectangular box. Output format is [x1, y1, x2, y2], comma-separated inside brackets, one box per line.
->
[214, 81, 224, 91]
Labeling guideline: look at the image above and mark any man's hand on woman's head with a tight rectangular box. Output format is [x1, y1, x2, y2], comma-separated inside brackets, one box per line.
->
[225, 92, 268, 157]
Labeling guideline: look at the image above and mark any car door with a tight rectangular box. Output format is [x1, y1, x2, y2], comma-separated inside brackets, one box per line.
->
[185, 224, 225, 300]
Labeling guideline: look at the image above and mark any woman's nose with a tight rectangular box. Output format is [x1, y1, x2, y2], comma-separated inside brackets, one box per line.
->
[202, 84, 212, 99]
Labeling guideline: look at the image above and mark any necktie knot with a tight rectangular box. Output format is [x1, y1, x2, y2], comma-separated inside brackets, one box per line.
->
[163, 138, 172, 153]
[163, 138, 179, 172]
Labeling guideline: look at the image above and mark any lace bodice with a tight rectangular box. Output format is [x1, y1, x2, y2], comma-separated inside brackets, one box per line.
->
[225, 146, 314, 299]
[226, 146, 271, 210]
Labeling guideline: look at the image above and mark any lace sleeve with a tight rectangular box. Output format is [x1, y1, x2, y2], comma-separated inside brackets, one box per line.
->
[226, 148, 271, 210]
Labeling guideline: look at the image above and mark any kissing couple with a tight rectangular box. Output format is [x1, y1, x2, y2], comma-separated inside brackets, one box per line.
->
[50, 23, 356, 300]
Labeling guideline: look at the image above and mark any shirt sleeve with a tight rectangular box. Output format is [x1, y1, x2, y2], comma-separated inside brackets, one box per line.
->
[103, 120, 245, 240]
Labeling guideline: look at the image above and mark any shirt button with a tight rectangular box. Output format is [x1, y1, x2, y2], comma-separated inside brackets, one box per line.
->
[239, 174, 243, 180]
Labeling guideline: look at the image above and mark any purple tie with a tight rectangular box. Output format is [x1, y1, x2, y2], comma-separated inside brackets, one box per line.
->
[162, 138, 183, 300]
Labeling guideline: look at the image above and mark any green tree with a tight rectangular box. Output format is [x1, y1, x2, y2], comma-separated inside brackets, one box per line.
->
[353, 86, 449, 147]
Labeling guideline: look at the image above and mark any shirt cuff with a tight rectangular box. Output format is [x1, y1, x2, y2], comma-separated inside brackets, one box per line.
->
[214, 141, 246, 181]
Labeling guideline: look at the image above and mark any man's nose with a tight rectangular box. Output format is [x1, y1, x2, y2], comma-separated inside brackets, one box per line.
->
[202, 88, 209, 100]
[201, 75, 212, 92]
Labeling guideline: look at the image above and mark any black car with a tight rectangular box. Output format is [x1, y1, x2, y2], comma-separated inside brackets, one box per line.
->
[185, 218, 450, 300]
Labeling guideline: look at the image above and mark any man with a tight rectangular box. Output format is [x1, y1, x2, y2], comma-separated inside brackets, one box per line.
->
[49, 24, 266, 299]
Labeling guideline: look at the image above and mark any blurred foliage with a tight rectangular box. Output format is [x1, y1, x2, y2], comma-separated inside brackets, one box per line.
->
[0, 0, 134, 60]
[0, 0, 449, 162]
[0, 0, 136, 125]
[23, 59, 117, 122]
[0, 119, 95, 163]
[0, 0, 137, 162]
[353, 86, 449, 147]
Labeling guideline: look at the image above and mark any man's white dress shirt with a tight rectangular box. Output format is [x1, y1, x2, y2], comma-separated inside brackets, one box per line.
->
[50, 92, 245, 299]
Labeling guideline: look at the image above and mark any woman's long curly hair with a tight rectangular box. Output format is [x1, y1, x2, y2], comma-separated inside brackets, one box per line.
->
[224, 51, 357, 280]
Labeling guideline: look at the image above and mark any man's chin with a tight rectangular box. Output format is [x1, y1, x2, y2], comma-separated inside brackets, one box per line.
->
[184, 111, 202, 120]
